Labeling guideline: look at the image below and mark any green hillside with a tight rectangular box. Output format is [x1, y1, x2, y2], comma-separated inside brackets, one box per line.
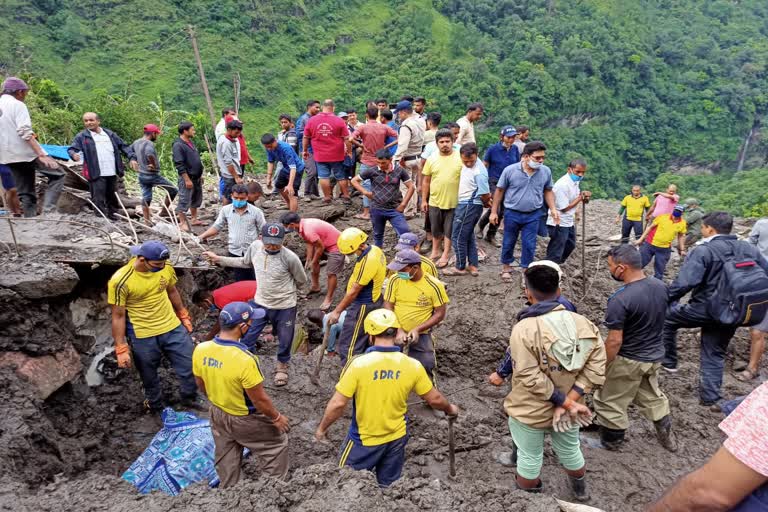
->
[2, 0, 768, 209]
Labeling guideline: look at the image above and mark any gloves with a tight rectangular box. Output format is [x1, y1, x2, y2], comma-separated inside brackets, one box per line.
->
[552, 401, 594, 433]
[115, 343, 131, 368]
[177, 308, 193, 333]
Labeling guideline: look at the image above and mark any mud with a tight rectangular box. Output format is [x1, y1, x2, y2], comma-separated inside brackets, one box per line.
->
[0, 192, 765, 511]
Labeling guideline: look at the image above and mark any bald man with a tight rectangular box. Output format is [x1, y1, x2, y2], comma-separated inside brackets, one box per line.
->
[69, 112, 138, 219]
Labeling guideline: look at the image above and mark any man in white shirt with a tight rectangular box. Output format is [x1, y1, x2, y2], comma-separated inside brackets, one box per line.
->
[545, 159, 591, 264]
[69, 112, 137, 219]
[455, 103, 483, 145]
[215, 107, 236, 140]
[0, 77, 63, 217]
[514, 125, 530, 155]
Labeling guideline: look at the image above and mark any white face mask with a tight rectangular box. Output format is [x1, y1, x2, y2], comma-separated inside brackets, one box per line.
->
[528, 160, 542, 170]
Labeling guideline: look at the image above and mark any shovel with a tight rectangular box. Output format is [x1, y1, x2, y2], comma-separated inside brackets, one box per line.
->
[309, 324, 331, 386]
[447, 415, 456, 478]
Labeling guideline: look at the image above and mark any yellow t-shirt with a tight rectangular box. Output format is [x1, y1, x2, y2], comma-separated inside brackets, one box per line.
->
[336, 348, 433, 446]
[347, 245, 387, 304]
[621, 195, 651, 221]
[423, 151, 462, 209]
[420, 255, 438, 279]
[107, 258, 180, 338]
[192, 338, 264, 416]
[384, 274, 450, 332]
[649, 214, 687, 248]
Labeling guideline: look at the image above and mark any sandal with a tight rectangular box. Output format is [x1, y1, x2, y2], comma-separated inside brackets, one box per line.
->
[436, 259, 449, 269]
[354, 214, 370, 220]
[500, 271, 514, 283]
[274, 368, 289, 387]
[442, 267, 468, 276]
[734, 368, 759, 382]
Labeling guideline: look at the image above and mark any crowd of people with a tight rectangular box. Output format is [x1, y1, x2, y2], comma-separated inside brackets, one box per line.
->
[1, 75, 768, 509]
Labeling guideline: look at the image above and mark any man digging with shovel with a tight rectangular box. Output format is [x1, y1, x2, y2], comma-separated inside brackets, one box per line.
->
[315, 308, 458, 487]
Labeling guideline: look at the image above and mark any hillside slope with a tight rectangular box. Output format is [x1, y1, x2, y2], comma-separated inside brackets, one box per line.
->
[2, 0, 768, 196]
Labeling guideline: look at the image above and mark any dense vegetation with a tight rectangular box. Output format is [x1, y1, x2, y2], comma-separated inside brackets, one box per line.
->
[2, 0, 767, 214]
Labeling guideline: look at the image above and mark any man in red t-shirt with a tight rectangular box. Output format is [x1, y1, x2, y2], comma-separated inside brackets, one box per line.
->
[302, 99, 352, 204]
[193, 281, 258, 339]
[350, 106, 399, 220]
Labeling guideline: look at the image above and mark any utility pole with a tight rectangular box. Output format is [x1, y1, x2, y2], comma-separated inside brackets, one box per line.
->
[187, 25, 217, 130]
[233, 72, 241, 116]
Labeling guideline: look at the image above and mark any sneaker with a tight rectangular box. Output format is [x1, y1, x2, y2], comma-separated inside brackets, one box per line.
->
[661, 365, 678, 374]
[699, 400, 722, 412]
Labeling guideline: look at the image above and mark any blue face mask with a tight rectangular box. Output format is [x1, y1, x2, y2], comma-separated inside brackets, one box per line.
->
[232, 199, 247, 208]
[149, 265, 164, 273]
[265, 248, 281, 255]
[208, 303, 219, 314]
[397, 271, 412, 280]
[569, 173, 583, 182]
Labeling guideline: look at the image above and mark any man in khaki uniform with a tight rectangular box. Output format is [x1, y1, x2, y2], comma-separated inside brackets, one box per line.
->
[593, 245, 677, 451]
[392, 100, 425, 217]
[504, 264, 606, 502]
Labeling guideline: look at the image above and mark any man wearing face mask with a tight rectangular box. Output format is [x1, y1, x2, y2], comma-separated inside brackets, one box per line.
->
[383, 249, 449, 382]
[198, 184, 266, 282]
[204, 224, 307, 387]
[593, 245, 677, 452]
[193, 302, 290, 486]
[108, 240, 202, 414]
[491, 141, 559, 283]
[546, 159, 591, 264]
[327, 227, 388, 370]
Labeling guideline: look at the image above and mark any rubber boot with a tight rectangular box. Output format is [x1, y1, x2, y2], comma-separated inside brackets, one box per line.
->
[568, 475, 590, 502]
[515, 476, 543, 493]
[654, 415, 678, 452]
[599, 426, 626, 451]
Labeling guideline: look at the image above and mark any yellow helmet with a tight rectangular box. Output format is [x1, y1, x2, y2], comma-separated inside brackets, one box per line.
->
[337, 227, 368, 255]
[364, 308, 400, 336]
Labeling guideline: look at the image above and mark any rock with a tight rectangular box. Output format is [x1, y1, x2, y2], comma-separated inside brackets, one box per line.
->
[0, 342, 82, 399]
[0, 261, 79, 299]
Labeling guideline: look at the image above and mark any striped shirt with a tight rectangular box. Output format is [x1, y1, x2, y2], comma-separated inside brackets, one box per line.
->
[213, 204, 266, 256]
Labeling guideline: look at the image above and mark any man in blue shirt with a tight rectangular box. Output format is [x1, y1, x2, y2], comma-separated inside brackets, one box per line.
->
[295, 100, 320, 200]
[477, 126, 520, 247]
[490, 141, 559, 283]
[262, 133, 305, 212]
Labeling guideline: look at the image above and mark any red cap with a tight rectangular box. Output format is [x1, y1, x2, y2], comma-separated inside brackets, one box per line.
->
[143, 124, 161, 134]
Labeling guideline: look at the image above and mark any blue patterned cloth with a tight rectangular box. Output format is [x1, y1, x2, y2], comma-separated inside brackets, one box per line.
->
[122, 408, 220, 495]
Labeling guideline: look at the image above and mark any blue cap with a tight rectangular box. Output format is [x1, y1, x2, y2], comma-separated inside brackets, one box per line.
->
[394, 100, 412, 112]
[387, 249, 422, 271]
[500, 125, 517, 137]
[262, 223, 286, 245]
[219, 301, 266, 328]
[395, 232, 420, 251]
[130, 240, 170, 260]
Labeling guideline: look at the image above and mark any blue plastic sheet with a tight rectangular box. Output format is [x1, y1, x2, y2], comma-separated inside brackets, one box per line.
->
[40, 144, 72, 161]
[121, 408, 219, 495]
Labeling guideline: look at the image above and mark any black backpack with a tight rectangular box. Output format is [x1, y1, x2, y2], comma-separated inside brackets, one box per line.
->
[706, 240, 768, 326]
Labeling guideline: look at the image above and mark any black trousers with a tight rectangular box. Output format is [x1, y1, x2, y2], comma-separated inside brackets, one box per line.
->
[9, 160, 64, 217]
[90, 176, 120, 217]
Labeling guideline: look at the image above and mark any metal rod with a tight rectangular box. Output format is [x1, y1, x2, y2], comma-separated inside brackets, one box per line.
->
[114, 192, 139, 244]
[6, 218, 20, 257]
[581, 200, 587, 296]
[448, 417, 456, 477]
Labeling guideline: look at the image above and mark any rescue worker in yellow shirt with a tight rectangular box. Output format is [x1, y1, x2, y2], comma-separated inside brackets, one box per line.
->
[616, 185, 651, 243]
[393, 232, 439, 278]
[327, 227, 388, 370]
[314, 308, 458, 487]
[635, 204, 687, 280]
[107, 240, 202, 413]
[383, 249, 449, 382]
[193, 302, 290, 487]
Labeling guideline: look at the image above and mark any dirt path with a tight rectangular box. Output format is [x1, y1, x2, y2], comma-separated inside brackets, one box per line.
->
[0, 196, 764, 511]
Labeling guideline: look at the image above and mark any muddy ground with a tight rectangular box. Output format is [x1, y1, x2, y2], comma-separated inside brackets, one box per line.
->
[0, 187, 765, 512]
